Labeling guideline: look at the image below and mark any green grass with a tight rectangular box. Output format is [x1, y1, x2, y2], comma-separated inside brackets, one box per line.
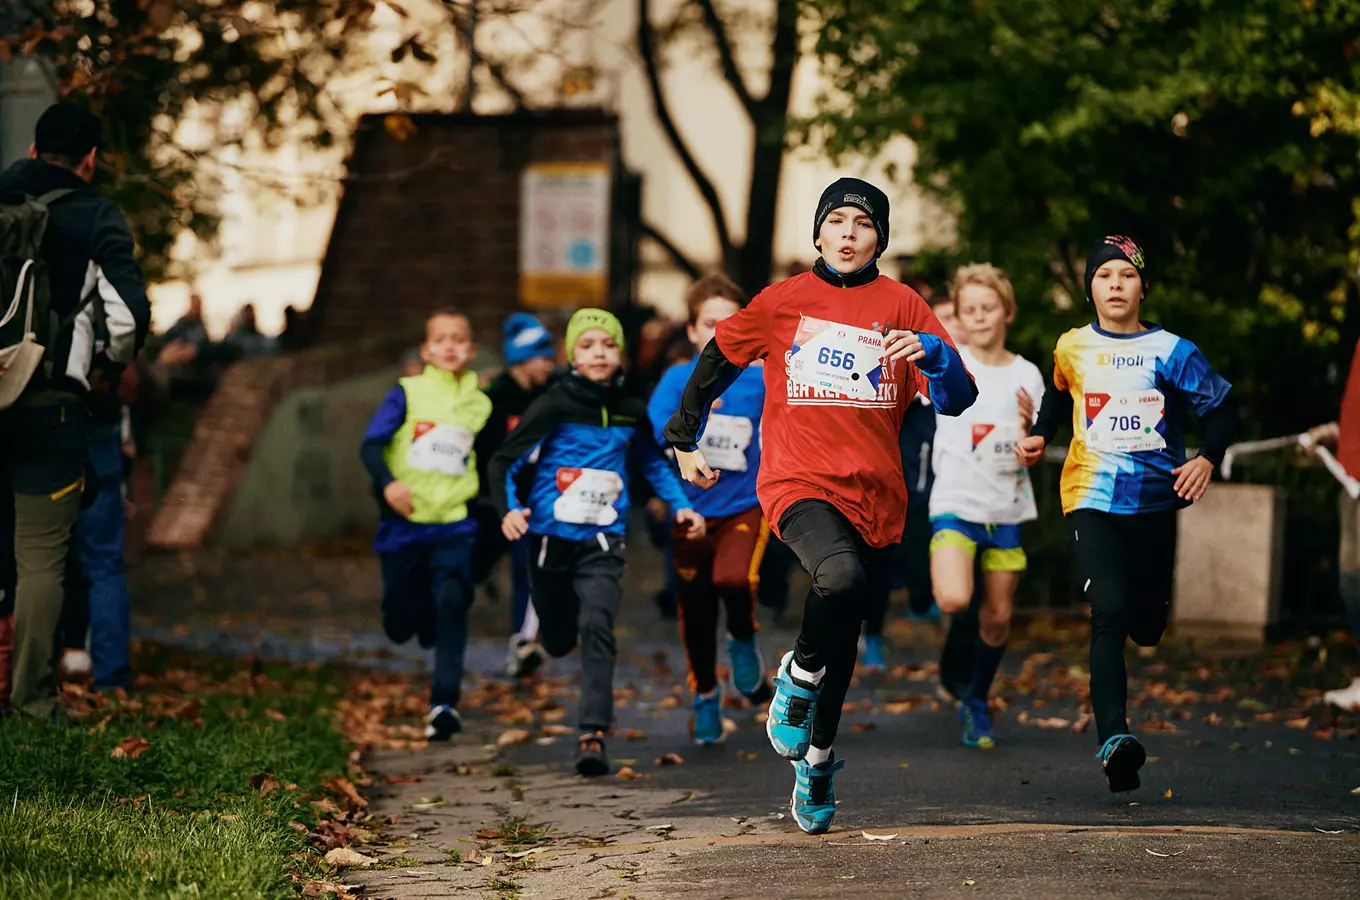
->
[493, 815, 550, 846]
[0, 646, 356, 899]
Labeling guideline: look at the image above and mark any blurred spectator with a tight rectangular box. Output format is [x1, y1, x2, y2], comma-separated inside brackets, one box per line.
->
[279, 304, 311, 353]
[221, 303, 279, 362]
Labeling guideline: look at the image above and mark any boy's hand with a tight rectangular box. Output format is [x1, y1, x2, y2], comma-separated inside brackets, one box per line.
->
[1017, 387, 1035, 434]
[383, 480, 415, 518]
[1172, 456, 1215, 502]
[675, 447, 720, 489]
[675, 508, 706, 540]
[501, 508, 531, 541]
[1015, 435, 1046, 468]
[882, 329, 926, 364]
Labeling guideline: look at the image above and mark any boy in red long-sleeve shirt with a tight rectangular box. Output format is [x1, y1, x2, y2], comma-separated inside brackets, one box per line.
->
[662, 177, 977, 834]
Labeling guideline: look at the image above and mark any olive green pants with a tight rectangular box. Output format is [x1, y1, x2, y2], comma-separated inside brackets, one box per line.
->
[10, 482, 83, 715]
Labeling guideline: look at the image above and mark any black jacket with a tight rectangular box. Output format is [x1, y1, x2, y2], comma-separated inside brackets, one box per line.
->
[0, 158, 150, 399]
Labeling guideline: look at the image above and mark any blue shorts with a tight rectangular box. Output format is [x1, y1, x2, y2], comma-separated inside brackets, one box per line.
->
[929, 515, 1026, 572]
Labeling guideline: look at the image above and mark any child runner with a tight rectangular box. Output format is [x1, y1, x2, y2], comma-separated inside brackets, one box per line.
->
[360, 310, 492, 741]
[472, 313, 557, 679]
[490, 308, 705, 776]
[663, 177, 976, 833]
[928, 264, 1044, 749]
[648, 274, 771, 745]
[1017, 236, 1236, 792]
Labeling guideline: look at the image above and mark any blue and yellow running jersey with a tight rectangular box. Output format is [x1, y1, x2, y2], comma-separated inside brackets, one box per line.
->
[1053, 322, 1231, 515]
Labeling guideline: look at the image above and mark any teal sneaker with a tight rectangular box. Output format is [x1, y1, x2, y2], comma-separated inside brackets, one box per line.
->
[692, 688, 724, 745]
[790, 755, 846, 835]
[766, 651, 820, 760]
[727, 635, 769, 702]
[1097, 733, 1145, 793]
[959, 697, 995, 749]
[861, 634, 887, 673]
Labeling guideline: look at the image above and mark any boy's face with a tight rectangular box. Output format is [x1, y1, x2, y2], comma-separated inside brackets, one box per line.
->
[1090, 260, 1144, 325]
[958, 283, 1013, 351]
[686, 297, 742, 352]
[518, 355, 555, 387]
[573, 329, 622, 384]
[932, 300, 967, 347]
[816, 205, 878, 274]
[421, 314, 475, 373]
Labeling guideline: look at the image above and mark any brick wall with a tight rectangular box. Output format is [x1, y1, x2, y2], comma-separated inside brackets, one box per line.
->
[144, 110, 619, 551]
[308, 109, 619, 347]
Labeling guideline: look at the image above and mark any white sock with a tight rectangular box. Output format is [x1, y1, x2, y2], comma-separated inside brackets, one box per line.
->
[789, 658, 825, 686]
[804, 744, 832, 766]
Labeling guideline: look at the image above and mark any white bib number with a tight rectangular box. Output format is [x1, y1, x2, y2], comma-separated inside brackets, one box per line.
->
[406, 421, 474, 476]
[970, 422, 1021, 473]
[701, 414, 753, 472]
[553, 467, 623, 526]
[789, 316, 885, 401]
[1084, 390, 1166, 452]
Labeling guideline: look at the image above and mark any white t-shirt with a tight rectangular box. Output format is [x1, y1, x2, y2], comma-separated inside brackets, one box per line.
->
[929, 346, 1046, 525]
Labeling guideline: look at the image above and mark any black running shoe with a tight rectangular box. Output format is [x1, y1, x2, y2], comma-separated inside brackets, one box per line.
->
[1098, 733, 1146, 793]
[575, 732, 610, 777]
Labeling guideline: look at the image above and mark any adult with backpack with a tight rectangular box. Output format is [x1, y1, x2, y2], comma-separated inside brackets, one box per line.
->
[0, 103, 150, 716]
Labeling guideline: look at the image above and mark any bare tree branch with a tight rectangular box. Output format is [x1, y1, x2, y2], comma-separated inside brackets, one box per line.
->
[637, 0, 733, 264]
[693, 0, 754, 113]
[640, 219, 702, 280]
[482, 57, 529, 108]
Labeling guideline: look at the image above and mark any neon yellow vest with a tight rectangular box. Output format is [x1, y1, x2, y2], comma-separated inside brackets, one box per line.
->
[382, 366, 492, 525]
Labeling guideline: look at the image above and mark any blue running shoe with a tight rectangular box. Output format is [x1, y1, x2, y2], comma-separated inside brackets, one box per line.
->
[790, 755, 846, 835]
[766, 651, 820, 760]
[1096, 733, 1146, 793]
[959, 697, 995, 749]
[860, 634, 887, 673]
[906, 602, 943, 622]
[424, 705, 462, 742]
[727, 636, 767, 701]
[692, 688, 724, 745]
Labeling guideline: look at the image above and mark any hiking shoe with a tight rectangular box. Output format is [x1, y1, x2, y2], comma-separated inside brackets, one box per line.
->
[424, 705, 462, 741]
[575, 732, 610, 777]
[860, 634, 887, 673]
[959, 697, 996, 749]
[1097, 733, 1146, 793]
[766, 651, 820, 760]
[726, 635, 767, 701]
[506, 638, 547, 680]
[790, 754, 846, 835]
[692, 689, 724, 745]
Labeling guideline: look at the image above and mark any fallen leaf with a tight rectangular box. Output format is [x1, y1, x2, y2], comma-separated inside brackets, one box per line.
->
[617, 767, 648, 781]
[250, 773, 280, 796]
[109, 737, 150, 760]
[1285, 716, 1311, 730]
[542, 724, 574, 737]
[1163, 788, 1173, 799]
[655, 753, 684, 767]
[1145, 848, 1186, 857]
[324, 846, 377, 868]
[862, 831, 898, 841]
[615, 870, 646, 878]
[1033, 717, 1071, 729]
[385, 775, 421, 784]
[738, 750, 759, 761]
[883, 701, 914, 714]
[503, 847, 552, 859]
[328, 776, 368, 808]
[497, 728, 532, 748]
[648, 823, 675, 833]
[625, 728, 647, 741]
[851, 722, 876, 732]
[963, 879, 977, 886]
[1352, 786, 1360, 795]
[264, 708, 287, 722]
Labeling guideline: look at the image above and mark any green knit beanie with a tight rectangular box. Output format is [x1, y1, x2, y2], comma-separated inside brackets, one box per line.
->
[565, 308, 625, 362]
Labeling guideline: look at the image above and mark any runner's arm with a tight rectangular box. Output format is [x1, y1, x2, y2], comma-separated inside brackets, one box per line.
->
[915, 332, 978, 416]
[635, 427, 694, 513]
[662, 340, 744, 450]
[359, 386, 407, 488]
[489, 392, 563, 518]
[87, 201, 151, 361]
[1031, 374, 1073, 444]
[1195, 397, 1238, 466]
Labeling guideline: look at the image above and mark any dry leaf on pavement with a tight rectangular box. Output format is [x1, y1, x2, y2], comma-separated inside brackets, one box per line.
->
[497, 728, 532, 748]
[323, 847, 377, 868]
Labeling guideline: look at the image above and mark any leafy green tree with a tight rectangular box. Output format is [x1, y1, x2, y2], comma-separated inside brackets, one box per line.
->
[806, 0, 1360, 435]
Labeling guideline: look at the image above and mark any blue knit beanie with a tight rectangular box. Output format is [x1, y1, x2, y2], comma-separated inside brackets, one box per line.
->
[502, 313, 554, 367]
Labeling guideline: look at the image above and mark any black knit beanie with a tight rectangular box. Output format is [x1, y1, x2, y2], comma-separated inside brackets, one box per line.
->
[813, 177, 890, 258]
[1084, 235, 1148, 302]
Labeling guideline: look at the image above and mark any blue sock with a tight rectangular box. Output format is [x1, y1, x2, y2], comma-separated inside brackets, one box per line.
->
[966, 635, 1006, 703]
